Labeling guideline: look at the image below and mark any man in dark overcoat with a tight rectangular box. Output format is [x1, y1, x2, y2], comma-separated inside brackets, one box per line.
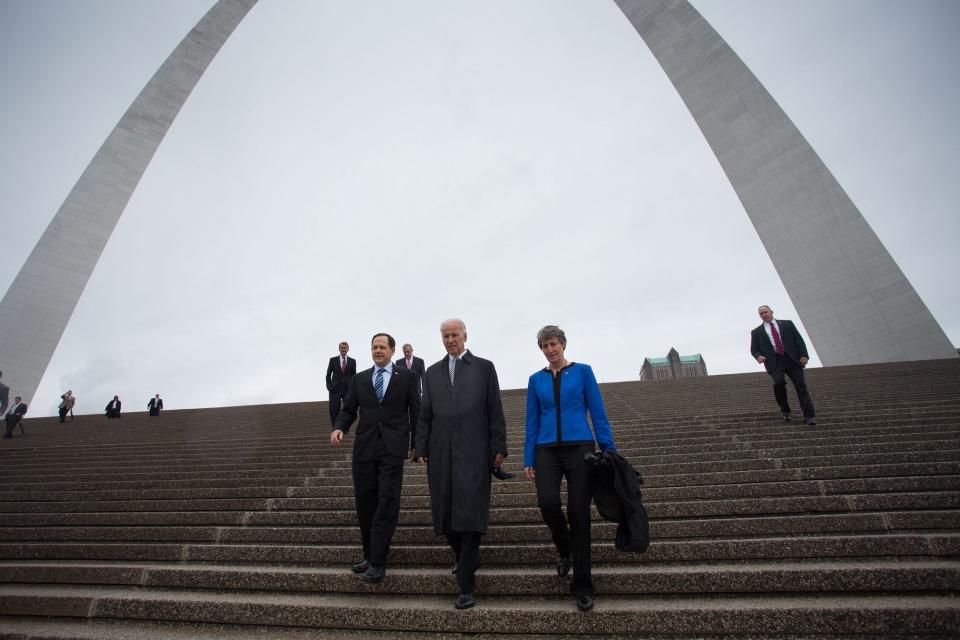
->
[415, 318, 507, 610]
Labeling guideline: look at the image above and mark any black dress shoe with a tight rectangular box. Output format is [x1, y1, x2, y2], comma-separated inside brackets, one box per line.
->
[556, 555, 572, 577]
[351, 559, 369, 574]
[575, 594, 594, 612]
[804, 417, 817, 426]
[359, 565, 385, 583]
[454, 593, 475, 609]
[782, 413, 792, 423]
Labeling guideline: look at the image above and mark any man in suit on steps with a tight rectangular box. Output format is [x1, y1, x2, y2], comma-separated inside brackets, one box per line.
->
[3, 397, 27, 439]
[330, 332, 421, 584]
[326, 341, 357, 426]
[750, 305, 817, 426]
[147, 394, 163, 416]
[394, 343, 426, 390]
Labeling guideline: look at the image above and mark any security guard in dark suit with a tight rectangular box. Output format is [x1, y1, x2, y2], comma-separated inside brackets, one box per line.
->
[750, 305, 817, 425]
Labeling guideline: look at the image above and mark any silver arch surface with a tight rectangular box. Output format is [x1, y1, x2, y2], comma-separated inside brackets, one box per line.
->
[614, 0, 956, 365]
[0, 0, 258, 402]
[1, 0, 955, 403]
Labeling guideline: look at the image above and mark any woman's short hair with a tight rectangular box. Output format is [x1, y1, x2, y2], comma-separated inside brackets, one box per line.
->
[537, 325, 566, 348]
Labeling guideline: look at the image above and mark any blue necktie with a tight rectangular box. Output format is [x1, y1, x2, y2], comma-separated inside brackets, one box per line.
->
[375, 368, 385, 401]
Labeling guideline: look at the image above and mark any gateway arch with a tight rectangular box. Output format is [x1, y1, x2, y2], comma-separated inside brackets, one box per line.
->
[0, 0, 955, 403]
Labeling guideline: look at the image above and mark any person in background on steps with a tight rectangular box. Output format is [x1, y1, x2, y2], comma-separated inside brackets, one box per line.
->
[0, 371, 9, 417]
[105, 395, 122, 419]
[330, 332, 420, 585]
[523, 325, 617, 613]
[326, 341, 357, 427]
[148, 393, 163, 416]
[58, 390, 75, 423]
[750, 304, 817, 426]
[3, 396, 27, 439]
[394, 343, 426, 392]
[414, 318, 508, 611]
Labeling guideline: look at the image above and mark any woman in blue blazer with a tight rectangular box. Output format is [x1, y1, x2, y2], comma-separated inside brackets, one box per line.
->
[524, 325, 617, 612]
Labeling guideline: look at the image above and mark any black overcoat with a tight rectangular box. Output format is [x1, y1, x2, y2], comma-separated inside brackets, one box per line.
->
[415, 350, 507, 535]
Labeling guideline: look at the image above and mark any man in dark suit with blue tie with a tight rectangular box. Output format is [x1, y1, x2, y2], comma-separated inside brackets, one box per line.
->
[330, 333, 421, 584]
[750, 305, 817, 426]
[326, 341, 357, 426]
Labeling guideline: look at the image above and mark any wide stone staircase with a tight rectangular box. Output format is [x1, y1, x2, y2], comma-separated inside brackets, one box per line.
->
[0, 358, 958, 638]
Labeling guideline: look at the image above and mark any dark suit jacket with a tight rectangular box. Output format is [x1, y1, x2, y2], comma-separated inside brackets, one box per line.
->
[334, 366, 421, 461]
[326, 355, 357, 394]
[147, 398, 163, 411]
[750, 319, 809, 373]
[105, 400, 122, 413]
[394, 356, 426, 379]
[5, 402, 27, 424]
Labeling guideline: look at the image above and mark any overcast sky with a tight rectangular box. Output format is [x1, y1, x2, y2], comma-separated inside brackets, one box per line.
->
[1, 0, 957, 417]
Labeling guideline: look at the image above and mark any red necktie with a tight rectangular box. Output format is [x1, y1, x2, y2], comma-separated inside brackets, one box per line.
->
[769, 323, 785, 355]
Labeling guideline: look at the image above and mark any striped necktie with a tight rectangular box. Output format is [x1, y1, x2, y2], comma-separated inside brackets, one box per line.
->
[769, 323, 785, 355]
[375, 368, 385, 401]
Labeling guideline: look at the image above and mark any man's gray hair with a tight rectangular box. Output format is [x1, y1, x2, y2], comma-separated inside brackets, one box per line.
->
[537, 325, 566, 348]
[440, 318, 467, 333]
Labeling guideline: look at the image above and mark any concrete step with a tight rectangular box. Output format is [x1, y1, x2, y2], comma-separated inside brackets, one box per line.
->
[0, 476, 315, 493]
[3, 532, 955, 565]
[0, 512, 248, 526]
[260, 492, 960, 521]
[8, 508, 957, 547]
[11, 617, 818, 640]
[7, 488, 958, 520]
[0, 487, 295, 502]
[1, 559, 957, 595]
[3, 510, 958, 546]
[0, 585, 956, 636]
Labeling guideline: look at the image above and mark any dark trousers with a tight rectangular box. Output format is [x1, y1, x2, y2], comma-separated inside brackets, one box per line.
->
[534, 444, 594, 596]
[149, 408, 160, 416]
[770, 355, 816, 418]
[106, 410, 120, 419]
[445, 531, 482, 595]
[352, 453, 405, 567]
[328, 392, 345, 426]
[58, 407, 68, 423]
[4, 415, 20, 437]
